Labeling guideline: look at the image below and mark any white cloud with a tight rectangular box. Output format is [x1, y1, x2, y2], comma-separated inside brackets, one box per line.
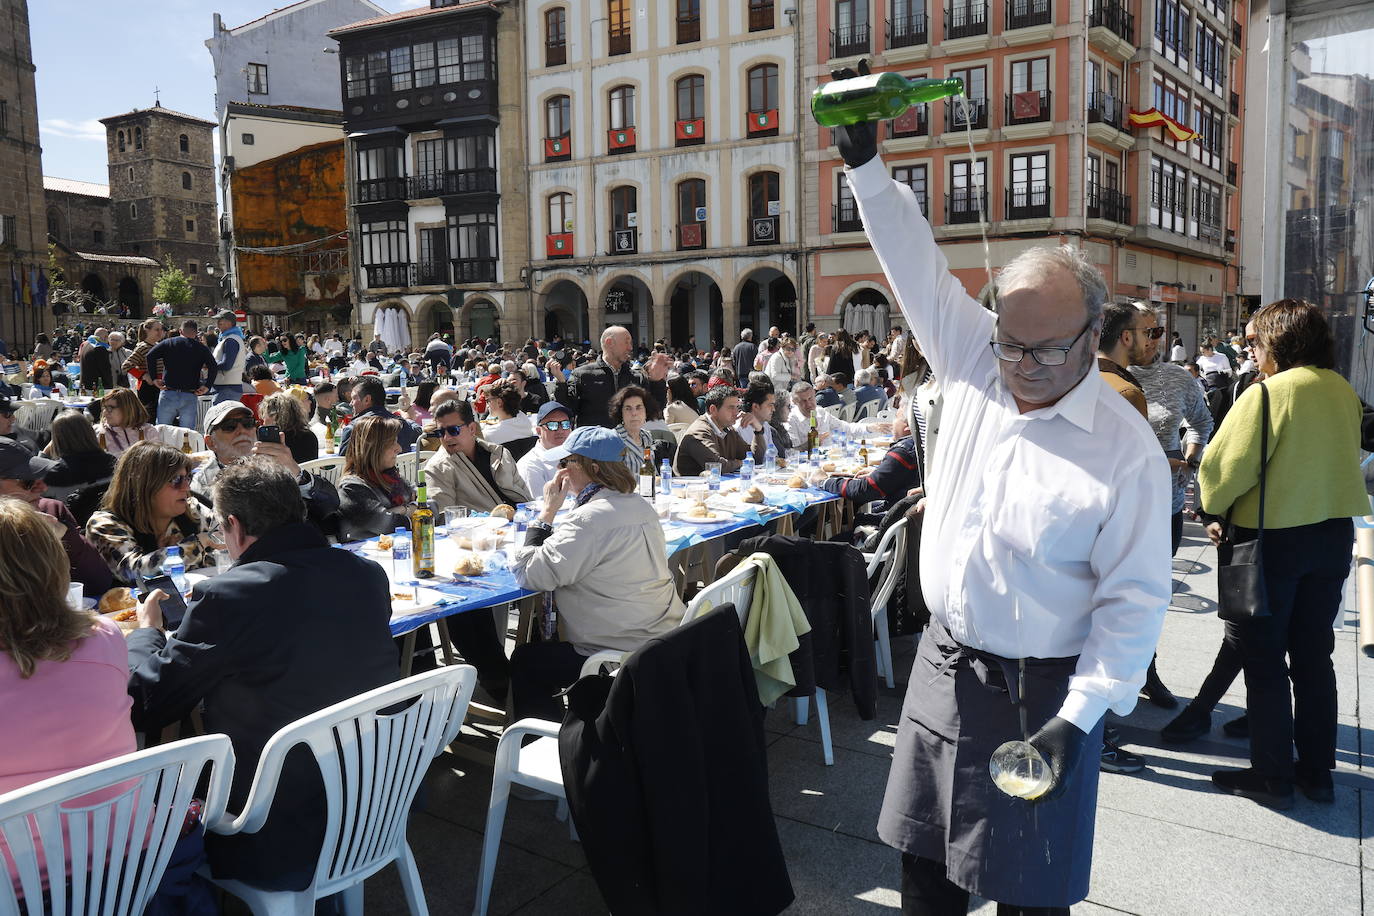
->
[392, 0, 429, 8]
[41, 118, 106, 142]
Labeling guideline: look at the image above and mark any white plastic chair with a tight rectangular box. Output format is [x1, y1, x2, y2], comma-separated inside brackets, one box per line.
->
[204, 665, 476, 916]
[155, 424, 200, 450]
[666, 421, 691, 438]
[396, 450, 419, 487]
[853, 399, 879, 421]
[863, 518, 909, 689]
[300, 456, 344, 486]
[0, 734, 234, 916]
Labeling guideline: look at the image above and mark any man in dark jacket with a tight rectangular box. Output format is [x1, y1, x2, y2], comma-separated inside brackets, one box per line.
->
[555, 325, 669, 428]
[336, 376, 423, 453]
[127, 458, 398, 891]
[731, 329, 757, 382]
[145, 319, 217, 428]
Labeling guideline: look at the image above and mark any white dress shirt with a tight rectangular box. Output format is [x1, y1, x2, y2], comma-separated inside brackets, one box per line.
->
[849, 157, 1172, 733]
[783, 405, 872, 450]
[517, 441, 560, 496]
[1195, 352, 1232, 376]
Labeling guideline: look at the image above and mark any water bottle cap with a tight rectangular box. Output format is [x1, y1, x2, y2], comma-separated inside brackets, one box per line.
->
[167, 546, 181, 557]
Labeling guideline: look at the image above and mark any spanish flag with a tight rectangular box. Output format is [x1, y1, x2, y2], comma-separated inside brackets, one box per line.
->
[1127, 108, 1200, 143]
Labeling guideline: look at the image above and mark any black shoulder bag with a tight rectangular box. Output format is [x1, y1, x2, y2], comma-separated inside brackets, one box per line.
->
[1217, 381, 1270, 623]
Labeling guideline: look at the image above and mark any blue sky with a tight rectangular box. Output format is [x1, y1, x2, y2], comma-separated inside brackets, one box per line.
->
[31, 0, 423, 185]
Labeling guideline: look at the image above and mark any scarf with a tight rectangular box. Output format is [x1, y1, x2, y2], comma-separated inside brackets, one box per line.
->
[375, 467, 412, 507]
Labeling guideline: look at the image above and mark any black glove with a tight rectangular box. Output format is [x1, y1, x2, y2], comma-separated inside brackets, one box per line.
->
[1027, 715, 1090, 803]
[830, 60, 878, 169]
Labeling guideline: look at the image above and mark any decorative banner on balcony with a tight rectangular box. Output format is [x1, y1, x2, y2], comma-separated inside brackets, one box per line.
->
[893, 105, 922, 134]
[544, 137, 570, 158]
[748, 109, 778, 132]
[675, 118, 704, 140]
[680, 223, 703, 248]
[1127, 108, 1199, 142]
[608, 128, 636, 150]
[1012, 90, 1042, 119]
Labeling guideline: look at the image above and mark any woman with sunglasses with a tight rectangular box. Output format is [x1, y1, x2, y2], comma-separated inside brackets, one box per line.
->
[337, 414, 413, 543]
[97, 387, 157, 457]
[85, 441, 214, 585]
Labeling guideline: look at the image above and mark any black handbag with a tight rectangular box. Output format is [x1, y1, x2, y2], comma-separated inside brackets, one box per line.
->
[1217, 381, 1270, 623]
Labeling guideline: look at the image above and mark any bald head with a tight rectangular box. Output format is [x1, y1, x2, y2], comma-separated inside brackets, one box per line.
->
[601, 325, 633, 366]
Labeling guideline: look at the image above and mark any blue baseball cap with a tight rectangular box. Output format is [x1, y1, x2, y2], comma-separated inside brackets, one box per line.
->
[535, 400, 573, 424]
[543, 425, 626, 463]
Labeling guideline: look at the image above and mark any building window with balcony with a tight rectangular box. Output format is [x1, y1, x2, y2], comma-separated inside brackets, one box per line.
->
[948, 158, 987, 224]
[608, 85, 636, 153]
[888, 0, 929, 47]
[545, 95, 572, 160]
[415, 139, 445, 196]
[747, 64, 780, 136]
[1088, 0, 1134, 41]
[355, 144, 404, 203]
[1007, 152, 1049, 218]
[946, 0, 989, 39]
[893, 164, 929, 216]
[546, 8, 567, 66]
[677, 179, 707, 249]
[833, 0, 871, 58]
[1008, 57, 1050, 124]
[1193, 177, 1222, 241]
[247, 62, 268, 95]
[677, 0, 701, 43]
[609, 185, 638, 254]
[360, 219, 408, 288]
[608, 0, 632, 55]
[749, 0, 775, 30]
[675, 74, 706, 146]
[1150, 155, 1188, 234]
[946, 66, 987, 130]
[1007, 0, 1051, 30]
[448, 211, 499, 283]
[416, 228, 448, 285]
[547, 192, 574, 258]
[444, 133, 496, 193]
[834, 176, 861, 232]
[749, 171, 780, 244]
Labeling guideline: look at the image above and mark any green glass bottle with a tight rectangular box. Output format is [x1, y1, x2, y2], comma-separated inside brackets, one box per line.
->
[811, 73, 965, 127]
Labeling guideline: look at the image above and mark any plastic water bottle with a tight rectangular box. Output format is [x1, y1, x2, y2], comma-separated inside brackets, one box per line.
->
[765, 442, 778, 473]
[163, 546, 188, 596]
[741, 452, 755, 483]
[660, 458, 673, 496]
[391, 526, 411, 580]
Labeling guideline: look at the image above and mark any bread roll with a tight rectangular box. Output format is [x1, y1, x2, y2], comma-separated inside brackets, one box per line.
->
[377, 534, 394, 551]
[787, 475, 805, 489]
[454, 553, 485, 576]
[491, 504, 516, 521]
[741, 485, 766, 504]
[98, 587, 135, 614]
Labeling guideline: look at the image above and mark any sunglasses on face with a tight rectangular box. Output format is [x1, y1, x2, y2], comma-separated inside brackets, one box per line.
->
[1128, 326, 1168, 340]
[439, 424, 468, 438]
[215, 417, 258, 433]
[540, 419, 574, 431]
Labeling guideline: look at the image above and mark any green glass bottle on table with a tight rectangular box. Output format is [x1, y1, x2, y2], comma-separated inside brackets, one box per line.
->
[411, 457, 435, 579]
[811, 72, 965, 127]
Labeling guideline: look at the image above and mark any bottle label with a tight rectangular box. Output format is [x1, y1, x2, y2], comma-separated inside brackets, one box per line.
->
[638, 473, 655, 498]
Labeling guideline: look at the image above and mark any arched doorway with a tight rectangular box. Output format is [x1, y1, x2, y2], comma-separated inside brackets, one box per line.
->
[600, 275, 652, 344]
[541, 279, 589, 344]
[842, 287, 891, 338]
[117, 277, 142, 318]
[738, 268, 798, 338]
[81, 273, 105, 304]
[666, 271, 722, 351]
[466, 299, 500, 342]
[421, 298, 454, 336]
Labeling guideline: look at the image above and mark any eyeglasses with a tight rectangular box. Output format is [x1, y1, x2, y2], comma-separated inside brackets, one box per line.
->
[989, 318, 1096, 367]
[166, 473, 192, 489]
[1245, 335, 1259, 347]
[214, 417, 258, 433]
[540, 419, 574, 431]
[439, 424, 468, 438]
[1127, 326, 1168, 340]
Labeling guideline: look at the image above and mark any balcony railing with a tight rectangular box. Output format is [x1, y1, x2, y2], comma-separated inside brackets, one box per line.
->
[451, 258, 497, 283]
[891, 103, 929, 137]
[1006, 0, 1051, 30]
[946, 190, 987, 224]
[830, 24, 871, 58]
[608, 29, 631, 55]
[1087, 90, 1124, 128]
[1227, 161, 1238, 185]
[610, 228, 638, 255]
[750, 215, 780, 244]
[887, 12, 929, 47]
[1088, 0, 1134, 42]
[545, 40, 566, 66]
[1005, 89, 1051, 125]
[364, 262, 409, 288]
[413, 260, 448, 286]
[1087, 186, 1132, 223]
[678, 222, 706, 250]
[355, 177, 406, 204]
[833, 202, 862, 233]
[677, 12, 700, 43]
[1229, 91, 1240, 116]
[1006, 184, 1051, 219]
[945, 1, 989, 39]
[408, 169, 498, 198]
[748, 1, 774, 31]
[945, 97, 988, 131]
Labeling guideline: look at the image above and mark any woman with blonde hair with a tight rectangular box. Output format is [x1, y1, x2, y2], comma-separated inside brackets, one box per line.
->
[43, 410, 116, 496]
[85, 441, 213, 584]
[0, 498, 136, 794]
[259, 390, 318, 464]
[337, 414, 413, 542]
[97, 387, 156, 457]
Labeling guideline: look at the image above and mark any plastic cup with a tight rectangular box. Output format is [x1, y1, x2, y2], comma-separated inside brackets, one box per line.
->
[444, 506, 469, 536]
[989, 740, 1052, 800]
[213, 550, 233, 574]
[67, 581, 84, 612]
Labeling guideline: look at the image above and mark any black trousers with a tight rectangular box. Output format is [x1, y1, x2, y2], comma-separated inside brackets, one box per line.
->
[901, 854, 1068, 916]
[510, 640, 586, 722]
[446, 609, 511, 696]
[1235, 518, 1353, 781]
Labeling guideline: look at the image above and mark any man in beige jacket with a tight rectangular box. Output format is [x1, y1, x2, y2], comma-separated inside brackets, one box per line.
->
[424, 400, 531, 512]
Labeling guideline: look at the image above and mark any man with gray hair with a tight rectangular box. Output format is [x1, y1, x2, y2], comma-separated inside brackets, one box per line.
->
[731, 328, 757, 382]
[836, 104, 1169, 913]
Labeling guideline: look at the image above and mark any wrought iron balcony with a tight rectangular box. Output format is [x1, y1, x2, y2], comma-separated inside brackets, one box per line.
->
[830, 23, 871, 58]
[887, 12, 928, 47]
[945, 190, 987, 225]
[355, 177, 406, 204]
[364, 263, 409, 288]
[945, 97, 988, 131]
[412, 260, 448, 286]
[678, 222, 706, 250]
[609, 228, 638, 255]
[450, 258, 497, 283]
[1006, 0, 1051, 30]
[1005, 89, 1051, 125]
[945, 0, 989, 38]
[1087, 90, 1124, 129]
[750, 215, 780, 245]
[1006, 184, 1050, 220]
[833, 202, 862, 234]
[1088, 0, 1134, 43]
[408, 169, 498, 198]
[1087, 186, 1131, 224]
[891, 103, 929, 137]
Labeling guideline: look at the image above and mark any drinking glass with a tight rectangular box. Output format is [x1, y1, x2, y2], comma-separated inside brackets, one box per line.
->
[444, 506, 469, 537]
[989, 740, 1052, 800]
[786, 448, 801, 469]
[213, 550, 233, 574]
[66, 581, 84, 612]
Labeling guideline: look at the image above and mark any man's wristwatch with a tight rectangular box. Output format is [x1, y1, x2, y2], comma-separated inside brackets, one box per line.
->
[1186, 455, 1201, 469]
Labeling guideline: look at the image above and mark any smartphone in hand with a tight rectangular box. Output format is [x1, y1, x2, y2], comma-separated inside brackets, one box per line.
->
[256, 424, 281, 444]
[137, 574, 189, 631]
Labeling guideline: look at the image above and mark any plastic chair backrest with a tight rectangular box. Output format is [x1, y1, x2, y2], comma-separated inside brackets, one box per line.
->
[866, 517, 908, 614]
[154, 425, 199, 448]
[209, 666, 475, 898]
[0, 734, 233, 916]
[15, 400, 60, 437]
[301, 456, 345, 486]
[666, 422, 691, 437]
[648, 427, 678, 448]
[396, 450, 419, 486]
[681, 560, 760, 627]
[854, 399, 878, 421]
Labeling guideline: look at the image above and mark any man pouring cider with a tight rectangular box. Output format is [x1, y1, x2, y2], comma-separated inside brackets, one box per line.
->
[821, 63, 1171, 914]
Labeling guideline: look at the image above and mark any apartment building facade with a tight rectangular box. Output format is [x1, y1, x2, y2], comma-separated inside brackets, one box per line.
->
[330, 0, 531, 344]
[807, 0, 1247, 347]
[525, 0, 800, 349]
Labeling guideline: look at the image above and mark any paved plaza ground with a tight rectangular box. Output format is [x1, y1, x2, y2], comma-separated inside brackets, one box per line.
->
[352, 518, 1373, 915]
